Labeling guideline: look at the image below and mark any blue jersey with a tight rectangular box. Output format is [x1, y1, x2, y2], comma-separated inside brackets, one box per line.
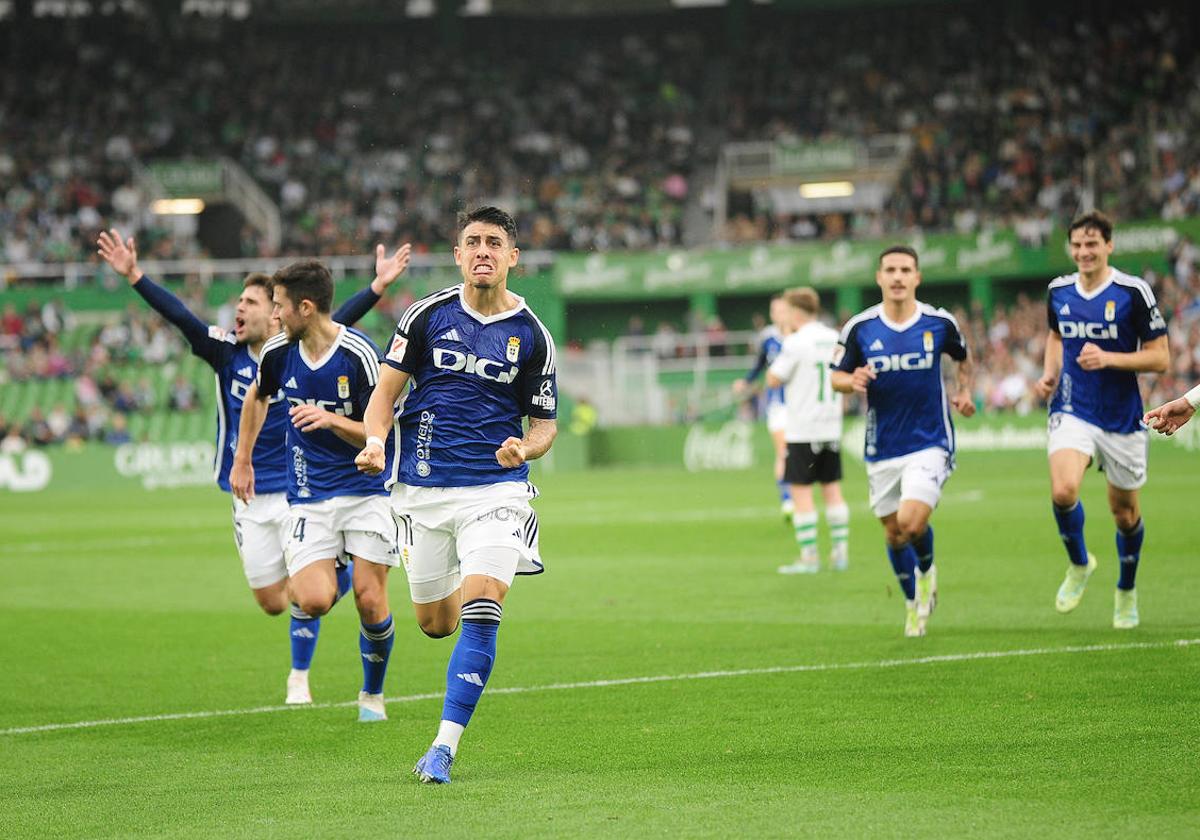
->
[132, 276, 379, 495]
[1046, 269, 1167, 433]
[834, 303, 968, 462]
[383, 285, 558, 488]
[256, 325, 388, 504]
[745, 326, 785, 408]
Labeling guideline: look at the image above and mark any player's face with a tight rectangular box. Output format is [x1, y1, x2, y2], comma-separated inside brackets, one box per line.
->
[876, 253, 920, 303]
[272, 286, 307, 341]
[1068, 226, 1113, 275]
[769, 298, 790, 330]
[454, 222, 519, 290]
[235, 285, 274, 344]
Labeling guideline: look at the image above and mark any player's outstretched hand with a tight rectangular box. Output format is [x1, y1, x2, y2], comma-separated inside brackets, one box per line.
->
[373, 242, 413, 290]
[1143, 396, 1196, 436]
[1033, 373, 1057, 401]
[1076, 341, 1109, 371]
[96, 228, 142, 283]
[850, 364, 876, 394]
[495, 436, 526, 468]
[355, 442, 386, 475]
[951, 390, 976, 418]
[230, 460, 255, 502]
[289, 403, 333, 433]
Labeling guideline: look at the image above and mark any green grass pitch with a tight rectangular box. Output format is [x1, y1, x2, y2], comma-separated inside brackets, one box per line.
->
[1, 449, 1198, 838]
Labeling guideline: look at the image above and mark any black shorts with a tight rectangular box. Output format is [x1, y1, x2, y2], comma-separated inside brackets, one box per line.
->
[784, 441, 843, 485]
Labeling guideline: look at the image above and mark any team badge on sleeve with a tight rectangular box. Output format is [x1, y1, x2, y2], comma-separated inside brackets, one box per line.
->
[923, 330, 934, 352]
[386, 335, 408, 363]
[337, 375, 350, 399]
[506, 336, 521, 363]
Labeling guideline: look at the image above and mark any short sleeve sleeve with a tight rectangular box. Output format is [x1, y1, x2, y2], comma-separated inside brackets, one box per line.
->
[522, 323, 558, 420]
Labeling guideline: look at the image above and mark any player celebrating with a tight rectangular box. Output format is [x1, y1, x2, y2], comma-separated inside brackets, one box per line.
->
[766, 287, 849, 574]
[96, 229, 408, 704]
[733, 295, 792, 517]
[355, 206, 557, 784]
[1034, 211, 1169, 629]
[230, 259, 400, 722]
[832, 246, 974, 637]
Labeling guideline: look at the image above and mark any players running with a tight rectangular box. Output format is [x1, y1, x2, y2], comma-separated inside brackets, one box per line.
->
[356, 206, 557, 784]
[765, 287, 849, 574]
[96, 229, 407, 703]
[733, 295, 792, 518]
[1033, 211, 1169, 629]
[230, 259, 401, 721]
[832, 246, 975, 637]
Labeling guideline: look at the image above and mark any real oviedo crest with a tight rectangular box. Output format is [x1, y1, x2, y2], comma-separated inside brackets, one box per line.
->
[506, 336, 521, 363]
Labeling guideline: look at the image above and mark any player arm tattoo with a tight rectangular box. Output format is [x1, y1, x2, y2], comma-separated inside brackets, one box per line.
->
[520, 417, 558, 461]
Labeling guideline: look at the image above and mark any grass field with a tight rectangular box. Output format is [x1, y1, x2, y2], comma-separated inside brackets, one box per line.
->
[1, 449, 1198, 838]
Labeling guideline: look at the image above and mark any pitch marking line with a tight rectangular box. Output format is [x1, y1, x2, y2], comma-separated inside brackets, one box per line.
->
[3, 638, 1196, 737]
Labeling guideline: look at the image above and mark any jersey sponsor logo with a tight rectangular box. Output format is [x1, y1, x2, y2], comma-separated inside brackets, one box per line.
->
[923, 330, 934, 352]
[286, 396, 354, 416]
[1104, 300, 1115, 321]
[386, 334, 408, 363]
[415, 409, 435, 477]
[208, 325, 226, 340]
[531, 379, 556, 411]
[506, 335, 521, 362]
[438, 328, 461, 342]
[1059, 321, 1117, 340]
[337, 375, 350, 399]
[1149, 305, 1166, 331]
[432, 348, 519, 384]
[291, 445, 311, 498]
[868, 338, 884, 351]
[866, 352, 934, 372]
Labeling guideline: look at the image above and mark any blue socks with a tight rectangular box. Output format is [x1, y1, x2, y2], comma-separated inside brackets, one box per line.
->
[886, 543, 917, 600]
[1116, 519, 1144, 591]
[442, 598, 502, 727]
[777, 479, 791, 504]
[336, 560, 353, 600]
[1053, 501, 1089, 566]
[359, 614, 395, 695]
[289, 604, 320, 671]
[913, 526, 934, 573]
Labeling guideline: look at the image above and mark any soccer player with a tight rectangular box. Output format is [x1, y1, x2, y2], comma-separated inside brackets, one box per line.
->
[831, 246, 975, 637]
[1033, 211, 1169, 629]
[1144, 385, 1200, 435]
[355, 206, 557, 784]
[766, 287, 849, 574]
[96, 229, 408, 703]
[229, 259, 400, 721]
[733, 295, 792, 517]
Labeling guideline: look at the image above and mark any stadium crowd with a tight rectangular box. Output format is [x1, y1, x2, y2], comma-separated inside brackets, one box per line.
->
[2, 3, 1199, 268]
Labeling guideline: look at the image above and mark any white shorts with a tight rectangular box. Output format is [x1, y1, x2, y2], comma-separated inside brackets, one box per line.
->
[1047, 412, 1148, 490]
[767, 403, 787, 434]
[284, 495, 399, 576]
[391, 481, 543, 605]
[866, 447, 954, 518]
[232, 492, 290, 589]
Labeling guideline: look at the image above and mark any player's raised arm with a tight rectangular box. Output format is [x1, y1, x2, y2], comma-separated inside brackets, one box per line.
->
[356, 364, 409, 475]
[333, 242, 413, 327]
[230, 380, 269, 501]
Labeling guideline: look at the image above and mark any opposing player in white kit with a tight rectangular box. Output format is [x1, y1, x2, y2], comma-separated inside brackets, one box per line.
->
[231, 259, 401, 721]
[97, 228, 407, 704]
[766, 287, 849, 574]
[832, 246, 975, 637]
[733, 295, 792, 517]
[357, 206, 557, 784]
[1033, 211, 1169, 629]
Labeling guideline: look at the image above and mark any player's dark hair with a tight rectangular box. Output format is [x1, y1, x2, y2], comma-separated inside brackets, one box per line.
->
[879, 245, 919, 268]
[271, 260, 333, 314]
[785, 287, 820, 315]
[243, 272, 273, 294]
[457, 205, 518, 247]
[1068, 210, 1114, 242]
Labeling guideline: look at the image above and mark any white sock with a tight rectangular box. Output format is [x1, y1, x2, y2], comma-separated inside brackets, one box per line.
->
[434, 720, 465, 755]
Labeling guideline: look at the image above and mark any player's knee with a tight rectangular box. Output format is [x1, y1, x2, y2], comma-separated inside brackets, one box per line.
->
[297, 594, 334, 617]
[1050, 484, 1079, 509]
[353, 586, 388, 620]
[1111, 506, 1139, 531]
[418, 615, 458, 639]
[259, 601, 287, 617]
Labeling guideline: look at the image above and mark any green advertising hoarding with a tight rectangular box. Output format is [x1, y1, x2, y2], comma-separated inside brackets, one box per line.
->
[556, 219, 1200, 300]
